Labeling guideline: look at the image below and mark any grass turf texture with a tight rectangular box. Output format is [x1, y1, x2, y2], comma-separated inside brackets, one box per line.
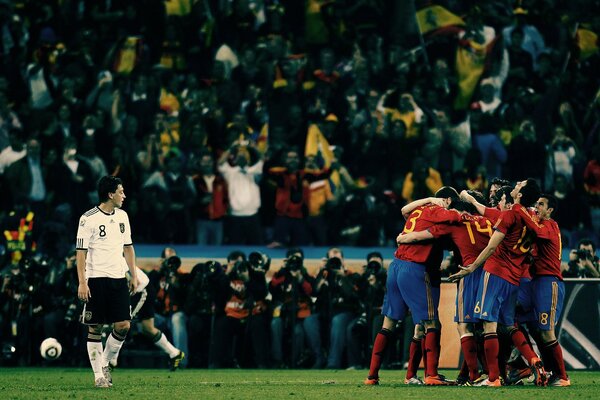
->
[0, 369, 597, 399]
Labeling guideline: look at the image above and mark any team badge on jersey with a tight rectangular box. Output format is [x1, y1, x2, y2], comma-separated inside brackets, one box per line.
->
[85, 311, 92, 321]
[120, 223, 125, 233]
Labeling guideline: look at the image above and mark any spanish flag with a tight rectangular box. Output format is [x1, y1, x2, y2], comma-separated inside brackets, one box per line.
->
[416, 4, 465, 35]
[305, 124, 340, 192]
[165, 0, 192, 16]
[454, 34, 502, 110]
[576, 28, 598, 60]
[112, 36, 143, 75]
[256, 123, 269, 154]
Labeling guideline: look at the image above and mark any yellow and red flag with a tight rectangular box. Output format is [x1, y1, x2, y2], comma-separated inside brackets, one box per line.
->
[416, 4, 465, 35]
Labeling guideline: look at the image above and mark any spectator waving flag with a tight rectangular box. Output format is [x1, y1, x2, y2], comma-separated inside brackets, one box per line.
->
[454, 35, 501, 109]
[305, 123, 340, 193]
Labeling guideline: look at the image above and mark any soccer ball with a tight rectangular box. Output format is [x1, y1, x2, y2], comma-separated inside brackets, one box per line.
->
[40, 338, 62, 360]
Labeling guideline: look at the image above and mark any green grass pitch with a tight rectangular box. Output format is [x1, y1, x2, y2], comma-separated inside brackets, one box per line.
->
[0, 369, 598, 399]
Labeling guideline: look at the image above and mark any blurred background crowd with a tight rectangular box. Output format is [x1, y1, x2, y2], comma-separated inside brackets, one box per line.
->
[0, 0, 599, 367]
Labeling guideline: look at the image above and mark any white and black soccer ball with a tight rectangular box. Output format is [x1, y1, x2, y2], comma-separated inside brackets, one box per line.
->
[40, 338, 62, 360]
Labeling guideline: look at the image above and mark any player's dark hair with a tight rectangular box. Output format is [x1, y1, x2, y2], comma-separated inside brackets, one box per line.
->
[286, 247, 304, 260]
[366, 251, 383, 262]
[435, 186, 459, 200]
[540, 193, 558, 213]
[450, 199, 477, 214]
[519, 178, 541, 207]
[493, 185, 513, 206]
[467, 190, 488, 206]
[578, 238, 596, 252]
[227, 250, 246, 263]
[490, 177, 510, 188]
[97, 175, 123, 203]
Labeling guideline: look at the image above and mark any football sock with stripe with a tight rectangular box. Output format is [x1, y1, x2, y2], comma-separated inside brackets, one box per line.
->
[406, 337, 423, 380]
[544, 340, 567, 380]
[103, 330, 127, 367]
[460, 334, 480, 381]
[424, 328, 440, 377]
[87, 332, 104, 380]
[476, 331, 488, 374]
[483, 333, 500, 382]
[367, 328, 392, 379]
[153, 331, 180, 358]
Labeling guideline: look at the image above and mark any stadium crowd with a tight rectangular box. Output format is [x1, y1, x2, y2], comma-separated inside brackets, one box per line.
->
[0, 0, 599, 381]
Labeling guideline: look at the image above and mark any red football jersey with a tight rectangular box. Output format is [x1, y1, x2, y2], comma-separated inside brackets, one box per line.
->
[395, 205, 462, 263]
[484, 208, 535, 285]
[483, 206, 502, 223]
[428, 215, 493, 266]
[513, 204, 563, 279]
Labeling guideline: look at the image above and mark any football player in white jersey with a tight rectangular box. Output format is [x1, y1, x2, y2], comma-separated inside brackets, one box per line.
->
[76, 176, 138, 388]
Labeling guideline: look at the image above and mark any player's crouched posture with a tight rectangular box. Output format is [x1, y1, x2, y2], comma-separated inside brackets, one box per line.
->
[77, 176, 138, 388]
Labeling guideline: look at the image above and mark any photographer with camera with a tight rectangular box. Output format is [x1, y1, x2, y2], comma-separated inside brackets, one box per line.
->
[314, 247, 361, 369]
[186, 260, 229, 368]
[1, 255, 50, 365]
[564, 239, 600, 278]
[346, 252, 387, 369]
[269, 248, 323, 368]
[42, 250, 83, 365]
[210, 259, 269, 368]
[245, 251, 271, 368]
[148, 248, 189, 368]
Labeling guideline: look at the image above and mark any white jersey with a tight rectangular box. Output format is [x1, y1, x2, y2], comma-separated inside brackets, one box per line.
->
[76, 206, 133, 279]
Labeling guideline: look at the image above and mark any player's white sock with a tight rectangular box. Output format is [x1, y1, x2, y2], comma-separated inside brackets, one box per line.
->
[153, 331, 180, 358]
[103, 329, 127, 366]
[87, 333, 105, 380]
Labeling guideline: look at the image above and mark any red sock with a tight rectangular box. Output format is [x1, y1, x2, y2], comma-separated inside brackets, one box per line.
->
[460, 335, 480, 381]
[406, 337, 422, 379]
[425, 328, 440, 377]
[510, 329, 538, 362]
[476, 333, 488, 374]
[368, 329, 392, 379]
[483, 333, 500, 382]
[421, 337, 428, 372]
[459, 359, 468, 378]
[545, 340, 568, 380]
[499, 332, 513, 380]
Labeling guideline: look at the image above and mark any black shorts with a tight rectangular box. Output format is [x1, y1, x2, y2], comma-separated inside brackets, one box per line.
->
[81, 277, 131, 325]
[131, 284, 157, 321]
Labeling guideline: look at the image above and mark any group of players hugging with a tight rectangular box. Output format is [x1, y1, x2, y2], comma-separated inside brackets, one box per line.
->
[364, 178, 570, 387]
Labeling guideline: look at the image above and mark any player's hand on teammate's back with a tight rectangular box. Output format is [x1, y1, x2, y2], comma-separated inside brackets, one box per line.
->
[78, 282, 91, 302]
[448, 264, 475, 282]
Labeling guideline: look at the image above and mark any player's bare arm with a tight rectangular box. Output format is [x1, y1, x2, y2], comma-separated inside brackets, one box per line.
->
[448, 230, 506, 282]
[76, 249, 91, 302]
[124, 245, 138, 293]
[459, 190, 486, 215]
[396, 230, 434, 245]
